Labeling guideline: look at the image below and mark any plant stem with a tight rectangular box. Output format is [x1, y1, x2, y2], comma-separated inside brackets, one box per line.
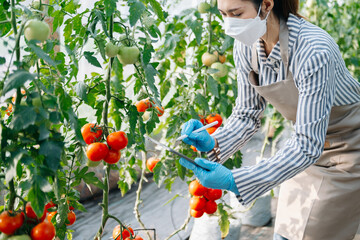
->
[164, 211, 191, 240]
[134, 150, 152, 240]
[94, 14, 114, 240]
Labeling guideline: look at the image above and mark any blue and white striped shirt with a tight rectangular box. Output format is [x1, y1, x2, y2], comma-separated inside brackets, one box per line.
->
[207, 14, 360, 205]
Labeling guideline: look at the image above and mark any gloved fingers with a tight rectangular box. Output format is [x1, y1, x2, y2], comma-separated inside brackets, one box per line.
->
[179, 158, 197, 171]
[188, 131, 209, 142]
[194, 158, 219, 171]
[181, 119, 203, 136]
[182, 137, 196, 147]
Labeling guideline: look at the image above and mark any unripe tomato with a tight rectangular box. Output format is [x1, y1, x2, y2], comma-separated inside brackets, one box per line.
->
[190, 209, 204, 218]
[105, 42, 120, 58]
[201, 52, 217, 67]
[146, 157, 160, 172]
[112, 225, 134, 240]
[107, 131, 128, 151]
[204, 200, 217, 214]
[0, 211, 24, 235]
[66, 211, 76, 226]
[31, 0, 46, 11]
[104, 149, 121, 164]
[204, 188, 222, 201]
[81, 123, 103, 144]
[142, 111, 151, 121]
[0, 233, 8, 240]
[189, 196, 206, 211]
[86, 142, 109, 162]
[210, 62, 228, 78]
[205, 113, 222, 128]
[117, 46, 140, 65]
[25, 202, 46, 222]
[206, 127, 217, 135]
[24, 19, 50, 42]
[8, 235, 31, 240]
[198, 2, 211, 13]
[87, 159, 102, 167]
[30, 222, 55, 240]
[189, 180, 207, 196]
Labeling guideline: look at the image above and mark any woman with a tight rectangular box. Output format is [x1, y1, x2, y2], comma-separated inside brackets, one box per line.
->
[179, 0, 360, 239]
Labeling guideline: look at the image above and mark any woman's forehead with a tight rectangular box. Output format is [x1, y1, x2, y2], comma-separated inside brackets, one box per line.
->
[217, 0, 254, 12]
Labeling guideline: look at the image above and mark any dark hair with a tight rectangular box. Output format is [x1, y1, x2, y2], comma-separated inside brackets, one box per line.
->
[251, 0, 301, 20]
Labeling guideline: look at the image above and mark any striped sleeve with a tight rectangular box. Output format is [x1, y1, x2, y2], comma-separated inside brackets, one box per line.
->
[231, 47, 336, 205]
[207, 40, 266, 163]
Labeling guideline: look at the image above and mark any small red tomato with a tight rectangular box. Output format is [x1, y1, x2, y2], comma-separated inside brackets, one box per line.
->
[107, 131, 128, 151]
[204, 200, 217, 214]
[0, 211, 24, 235]
[104, 149, 121, 164]
[146, 157, 160, 172]
[86, 142, 109, 162]
[189, 180, 207, 197]
[204, 188, 222, 201]
[205, 113, 222, 128]
[81, 123, 103, 144]
[189, 196, 206, 211]
[190, 209, 204, 218]
[31, 222, 56, 240]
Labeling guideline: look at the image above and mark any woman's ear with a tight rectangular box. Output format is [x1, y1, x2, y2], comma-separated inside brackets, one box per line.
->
[262, 0, 274, 13]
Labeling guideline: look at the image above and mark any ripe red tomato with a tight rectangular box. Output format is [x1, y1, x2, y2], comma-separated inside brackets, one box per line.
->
[189, 196, 206, 211]
[81, 123, 103, 144]
[45, 201, 56, 213]
[25, 202, 46, 222]
[155, 106, 164, 116]
[107, 131, 128, 151]
[31, 222, 56, 240]
[190, 209, 204, 218]
[204, 188, 222, 201]
[205, 113, 222, 128]
[47, 211, 56, 224]
[112, 225, 134, 240]
[206, 126, 217, 135]
[135, 99, 151, 112]
[198, 115, 206, 125]
[104, 149, 121, 164]
[204, 200, 217, 214]
[146, 157, 160, 172]
[66, 211, 76, 226]
[188, 180, 207, 196]
[86, 142, 109, 162]
[0, 211, 24, 235]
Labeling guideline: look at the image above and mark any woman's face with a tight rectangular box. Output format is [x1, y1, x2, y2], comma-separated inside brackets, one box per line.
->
[217, 0, 258, 19]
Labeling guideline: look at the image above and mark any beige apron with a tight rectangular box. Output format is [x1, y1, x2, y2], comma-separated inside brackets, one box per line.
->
[249, 19, 360, 240]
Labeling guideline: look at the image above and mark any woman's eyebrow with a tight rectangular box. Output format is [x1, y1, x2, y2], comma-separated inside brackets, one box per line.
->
[218, 7, 243, 13]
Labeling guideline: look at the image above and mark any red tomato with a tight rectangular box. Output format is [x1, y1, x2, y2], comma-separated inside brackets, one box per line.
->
[31, 222, 56, 240]
[190, 145, 197, 152]
[135, 99, 152, 112]
[66, 211, 76, 226]
[204, 188, 222, 201]
[190, 209, 204, 218]
[0, 211, 24, 235]
[112, 225, 134, 240]
[86, 142, 109, 162]
[47, 211, 56, 224]
[189, 196, 206, 211]
[198, 115, 206, 125]
[206, 126, 217, 135]
[155, 106, 164, 116]
[104, 149, 121, 164]
[107, 131, 128, 151]
[204, 200, 217, 214]
[45, 201, 56, 212]
[81, 123, 103, 144]
[188, 180, 207, 197]
[146, 157, 160, 172]
[25, 202, 46, 222]
[205, 113, 222, 128]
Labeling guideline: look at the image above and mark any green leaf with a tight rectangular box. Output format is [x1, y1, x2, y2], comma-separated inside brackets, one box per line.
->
[0, 56, 5, 65]
[188, 19, 203, 45]
[28, 41, 57, 67]
[218, 203, 230, 238]
[160, 79, 171, 100]
[83, 51, 102, 68]
[27, 183, 46, 218]
[83, 171, 105, 190]
[39, 141, 64, 171]
[2, 70, 34, 95]
[39, 123, 50, 141]
[94, 10, 109, 38]
[10, 106, 37, 131]
[129, 1, 146, 27]
[5, 151, 25, 184]
[207, 75, 219, 98]
[142, 43, 154, 66]
[148, 0, 165, 21]
[221, 36, 234, 53]
[195, 93, 210, 112]
[175, 159, 185, 180]
[75, 81, 88, 103]
[144, 64, 159, 98]
[104, 0, 117, 17]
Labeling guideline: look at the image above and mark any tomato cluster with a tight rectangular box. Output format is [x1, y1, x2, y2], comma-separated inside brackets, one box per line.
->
[112, 225, 143, 240]
[191, 113, 223, 152]
[188, 180, 222, 218]
[0, 200, 61, 240]
[82, 123, 128, 165]
[135, 98, 164, 117]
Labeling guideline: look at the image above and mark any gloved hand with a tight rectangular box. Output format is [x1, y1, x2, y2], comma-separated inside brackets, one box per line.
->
[181, 119, 215, 152]
[180, 158, 240, 195]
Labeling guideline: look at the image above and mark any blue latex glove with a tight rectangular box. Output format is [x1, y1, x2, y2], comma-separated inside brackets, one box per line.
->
[180, 158, 240, 195]
[181, 119, 215, 152]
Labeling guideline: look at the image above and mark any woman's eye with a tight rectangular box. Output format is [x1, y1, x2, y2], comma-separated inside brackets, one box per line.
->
[233, 13, 242, 17]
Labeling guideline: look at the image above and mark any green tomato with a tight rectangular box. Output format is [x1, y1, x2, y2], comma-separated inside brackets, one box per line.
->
[7, 235, 31, 240]
[87, 159, 101, 167]
[32, 97, 42, 108]
[31, 0, 46, 11]
[0, 233, 9, 240]
[105, 42, 119, 58]
[142, 16, 156, 28]
[210, 0, 217, 7]
[117, 46, 140, 65]
[24, 19, 50, 42]
[211, 62, 228, 78]
[198, 2, 211, 14]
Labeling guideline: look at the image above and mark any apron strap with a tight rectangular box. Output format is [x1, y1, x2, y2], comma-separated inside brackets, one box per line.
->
[251, 42, 259, 74]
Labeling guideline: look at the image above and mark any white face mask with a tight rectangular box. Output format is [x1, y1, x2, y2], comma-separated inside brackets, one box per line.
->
[223, 5, 270, 46]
